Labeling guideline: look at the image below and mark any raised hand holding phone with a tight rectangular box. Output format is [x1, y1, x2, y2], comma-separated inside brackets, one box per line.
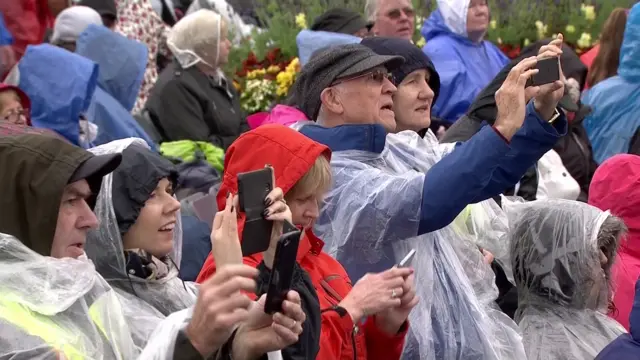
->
[210, 192, 242, 268]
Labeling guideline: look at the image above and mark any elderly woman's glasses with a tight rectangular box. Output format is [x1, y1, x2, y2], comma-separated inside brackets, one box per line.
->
[2, 108, 29, 125]
[332, 70, 393, 86]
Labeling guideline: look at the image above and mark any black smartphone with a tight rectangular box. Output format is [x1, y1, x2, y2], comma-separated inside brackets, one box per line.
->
[397, 249, 416, 268]
[264, 222, 302, 314]
[237, 167, 274, 256]
[530, 56, 560, 86]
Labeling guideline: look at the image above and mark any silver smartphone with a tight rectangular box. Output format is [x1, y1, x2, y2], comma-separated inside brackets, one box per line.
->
[398, 249, 416, 267]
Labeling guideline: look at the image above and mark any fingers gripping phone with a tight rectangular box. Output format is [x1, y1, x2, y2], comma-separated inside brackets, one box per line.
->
[237, 167, 274, 256]
[264, 222, 302, 314]
[529, 57, 561, 87]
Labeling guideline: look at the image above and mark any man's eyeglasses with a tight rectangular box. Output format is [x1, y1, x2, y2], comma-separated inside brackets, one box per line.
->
[386, 7, 415, 20]
[332, 69, 393, 86]
[1, 108, 29, 125]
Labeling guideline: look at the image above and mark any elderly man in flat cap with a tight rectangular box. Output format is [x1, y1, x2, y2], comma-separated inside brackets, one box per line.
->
[288, 41, 569, 358]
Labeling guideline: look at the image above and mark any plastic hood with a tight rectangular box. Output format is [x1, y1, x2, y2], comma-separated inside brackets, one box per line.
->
[76, 24, 147, 111]
[506, 199, 626, 359]
[13, 44, 98, 145]
[86, 138, 197, 316]
[619, 3, 640, 82]
[296, 29, 361, 67]
[422, 0, 471, 40]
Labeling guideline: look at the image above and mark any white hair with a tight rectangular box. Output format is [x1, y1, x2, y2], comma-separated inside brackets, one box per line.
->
[365, 0, 379, 22]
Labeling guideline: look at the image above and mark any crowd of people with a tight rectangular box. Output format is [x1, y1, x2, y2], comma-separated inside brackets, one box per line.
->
[0, 0, 639, 359]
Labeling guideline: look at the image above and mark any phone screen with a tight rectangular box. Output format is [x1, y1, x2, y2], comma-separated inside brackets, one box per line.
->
[237, 167, 274, 256]
[264, 225, 302, 314]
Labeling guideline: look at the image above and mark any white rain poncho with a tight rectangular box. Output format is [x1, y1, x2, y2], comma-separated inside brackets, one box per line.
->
[305, 126, 525, 360]
[0, 233, 138, 359]
[86, 138, 198, 319]
[506, 199, 627, 360]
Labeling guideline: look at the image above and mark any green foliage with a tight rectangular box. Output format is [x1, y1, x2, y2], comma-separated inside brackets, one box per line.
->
[226, 0, 636, 74]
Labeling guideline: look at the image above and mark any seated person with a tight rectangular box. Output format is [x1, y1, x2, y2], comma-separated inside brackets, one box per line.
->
[508, 199, 627, 360]
[0, 83, 30, 126]
[146, 10, 249, 150]
[197, 125, 417, 359]
[0, 134, 305, 359]
[287, 39, 566, 357]
[75, 24, 156, 149]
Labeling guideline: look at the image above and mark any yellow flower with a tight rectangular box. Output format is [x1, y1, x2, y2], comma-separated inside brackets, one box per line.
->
[267, 65, 281, 74]
[285, 57, 300, 73]
[581, 4, 596, 21]
[415, 37, 426, 48]
[523, 38, 531, 47]
[246, 68, 267, 80]
[497, 37, 503, 45]
[490, 20, 497, 29]
[577, 32, 592, 48]
[535, 20, 548, 39]
[565, 25, 576, 34]
[233, 80, 241, 91]
[295, 13, 307, 29]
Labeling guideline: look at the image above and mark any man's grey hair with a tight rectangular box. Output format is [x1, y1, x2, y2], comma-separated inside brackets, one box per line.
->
[365, 0, 379, 22]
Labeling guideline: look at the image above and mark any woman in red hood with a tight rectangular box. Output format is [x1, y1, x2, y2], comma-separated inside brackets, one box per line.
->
[589, 154, 640, 330]
[197, 124, 417, 360]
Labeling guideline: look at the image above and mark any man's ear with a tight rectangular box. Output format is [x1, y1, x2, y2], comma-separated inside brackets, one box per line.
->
[320, 87, 344, 115]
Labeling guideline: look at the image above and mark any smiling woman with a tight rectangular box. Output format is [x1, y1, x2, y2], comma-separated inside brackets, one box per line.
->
[85, 138, 199, 319]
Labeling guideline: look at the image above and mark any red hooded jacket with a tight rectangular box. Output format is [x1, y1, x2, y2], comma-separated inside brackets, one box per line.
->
[589, 154, 640, 330]
[197, 125, 407, 360]
[0, 0, 53, 63]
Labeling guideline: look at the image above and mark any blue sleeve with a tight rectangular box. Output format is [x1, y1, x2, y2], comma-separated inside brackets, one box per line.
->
[418, 125, 509, 234]
[418, 102, 567, 235]
[423, 42, 475, 124]
[0, 14, 12, 46]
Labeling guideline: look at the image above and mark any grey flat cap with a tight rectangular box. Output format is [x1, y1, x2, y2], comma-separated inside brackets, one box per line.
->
[287, 43, 404, 121]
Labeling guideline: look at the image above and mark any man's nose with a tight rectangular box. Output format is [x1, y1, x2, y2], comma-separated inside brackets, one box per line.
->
[382, 77, 397, 93]
[79, 201, 100, 230]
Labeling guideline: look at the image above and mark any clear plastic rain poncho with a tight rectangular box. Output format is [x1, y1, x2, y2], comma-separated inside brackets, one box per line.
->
[167, 9, 224, 72]
[0, 233, 138, 359]
[86, 138, 198, 319]
[506, 199, 627, 360]
[305, 126, 525, 360]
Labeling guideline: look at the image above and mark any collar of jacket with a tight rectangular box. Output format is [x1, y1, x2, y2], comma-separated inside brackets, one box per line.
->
[299, 123, 387, 153]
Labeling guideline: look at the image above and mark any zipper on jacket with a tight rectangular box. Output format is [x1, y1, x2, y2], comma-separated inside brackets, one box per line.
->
[351, 324, 359, 360]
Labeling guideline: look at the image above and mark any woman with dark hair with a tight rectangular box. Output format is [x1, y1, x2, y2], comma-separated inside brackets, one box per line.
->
[583, 8, 628, 89]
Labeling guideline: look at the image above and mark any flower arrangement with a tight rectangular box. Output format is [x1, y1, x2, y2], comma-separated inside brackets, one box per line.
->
[234, 48, 301, 114]
[228, 0, 635, 112]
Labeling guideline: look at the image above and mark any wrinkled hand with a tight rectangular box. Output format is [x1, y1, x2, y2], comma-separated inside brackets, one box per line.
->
[375, 272, 419, 335]
[232, 292, 306, 359]
[494, 56, 542, 141]
[186, 265, 259, 357]
[211, 193, 243, 268]
[534, 34, 566, 121]
[339, 267, 414, 324]
[262, 186, 293, 269]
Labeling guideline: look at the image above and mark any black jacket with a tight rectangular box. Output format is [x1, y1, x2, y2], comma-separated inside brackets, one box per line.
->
[146, 61, 249, 150]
